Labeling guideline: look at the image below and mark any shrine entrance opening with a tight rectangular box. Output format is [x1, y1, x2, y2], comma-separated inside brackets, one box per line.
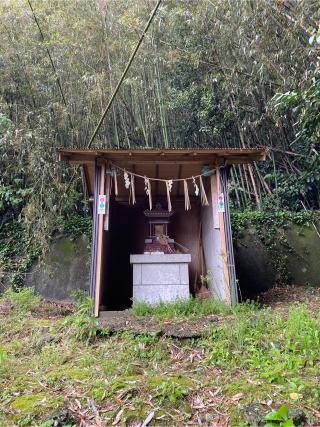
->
[100, 199, 201, 311]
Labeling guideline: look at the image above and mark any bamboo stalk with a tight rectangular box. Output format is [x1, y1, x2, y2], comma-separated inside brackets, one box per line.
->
[230, 167, 242, 209]
[107, 52, 120, 149]
[87, 0, 162, 149]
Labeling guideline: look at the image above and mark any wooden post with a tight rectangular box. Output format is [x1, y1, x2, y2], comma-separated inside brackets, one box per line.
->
[104, 169, 111, 231]
[94, 162, 106, 317]
[216, 169, 231, 305]
[202, 172, 231, 302]
[89, 163, 100, 301]
[220, 167, 238, 304]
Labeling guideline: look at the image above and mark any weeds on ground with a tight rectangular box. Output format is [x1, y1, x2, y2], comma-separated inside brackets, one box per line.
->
[59, 290, 107, 344]
[133, 296, 240, 319]
[206, 305, 320, 372]
[1, 286, 40, 312]
[204, 305, 320, 423]
[264, 404, 294, 426]
[155, 377, 190, 403]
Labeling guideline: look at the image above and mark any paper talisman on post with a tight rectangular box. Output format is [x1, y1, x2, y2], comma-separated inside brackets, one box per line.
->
[97, 194, 106, 215]
[217, 193, 225, 213]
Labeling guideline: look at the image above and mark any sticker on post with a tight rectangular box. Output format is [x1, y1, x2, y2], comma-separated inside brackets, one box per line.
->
[217, 193, 225, 213]
[98, 194, 106, 214]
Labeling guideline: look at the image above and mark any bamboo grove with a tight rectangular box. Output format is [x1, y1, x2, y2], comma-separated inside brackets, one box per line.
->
[0, 0, 320, 241]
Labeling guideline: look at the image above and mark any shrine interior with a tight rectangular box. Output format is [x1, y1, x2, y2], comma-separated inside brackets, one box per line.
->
[100, 197, 201, 311]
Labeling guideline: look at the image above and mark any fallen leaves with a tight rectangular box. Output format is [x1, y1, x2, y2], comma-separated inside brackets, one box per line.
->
[141, 410, 155, 427]
[289, 392, 302, 401]
[112, 408, 123, 425]
[231, 392, 244, 402]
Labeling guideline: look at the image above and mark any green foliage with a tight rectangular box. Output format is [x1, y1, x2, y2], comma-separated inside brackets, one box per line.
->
[205, 306, 320, 392]
[60, 290, 107, 344]
[1, 286, 41, 312]
[0, 113, 13, 133]
[0, 109, 84, 286]
[272, 24, 320, 142]
[0, 213, 91, 288]
[17, 415, 36, 427]
[0, 107, 89, 285]
[273, 80, 320, 141]
[285, 306, 320, 368]
[0, 346, 8, 366]
[132, 297, 234, 319]
[0, 0, 319, 228]
[0, 114, 33, 216]
[264, 404, 294, 427]
[231, 209, 319, 238]
[0, 185, 33, 213]
[0, 223, 41, 288]
[155, 377, 190, 403]
[59, 214, 92, 238]
[269, 24, 320, 211]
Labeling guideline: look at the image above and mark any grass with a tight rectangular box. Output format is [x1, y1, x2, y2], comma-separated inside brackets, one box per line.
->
[0, 287, 320, 426]
[132, 296, 257, 319]
[1, 286, 40, 312]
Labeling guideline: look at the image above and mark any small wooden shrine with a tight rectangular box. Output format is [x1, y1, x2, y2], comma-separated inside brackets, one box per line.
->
[143, 203, 175, 254]
[58, 147, 266, 316]
[131, 203, 190, 305]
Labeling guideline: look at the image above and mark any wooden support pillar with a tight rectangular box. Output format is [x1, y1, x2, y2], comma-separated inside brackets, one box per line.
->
[220, 167, 238, 304]
[216, 168, 232, 305]
[201, 173, 226, 302]
[89, 163, 100, 302]
[94, 163, 106, 317]
[201, 169, 237, 305]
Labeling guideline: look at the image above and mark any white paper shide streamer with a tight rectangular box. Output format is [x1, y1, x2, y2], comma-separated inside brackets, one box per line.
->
[144, 176, 152, 210]
[113, 164, 211, 211]
[124, 170, 130, 189]
[192, 176, 199, 196]
[199, 175, 209, 206]
[165, 179, 173, 212]
[130, 173, 136, 205]
[183, 179, 191, 210]
[113, 169, 118, 196]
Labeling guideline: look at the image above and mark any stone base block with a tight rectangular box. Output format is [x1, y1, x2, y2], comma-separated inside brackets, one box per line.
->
[130, 253, 191, 305]
[133, 284, 190, 305]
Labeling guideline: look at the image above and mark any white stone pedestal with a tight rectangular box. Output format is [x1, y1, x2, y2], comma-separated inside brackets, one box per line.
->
[130, 254, 191, 305]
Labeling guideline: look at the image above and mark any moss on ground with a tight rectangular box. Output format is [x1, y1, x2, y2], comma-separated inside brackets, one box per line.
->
[46, 367, 91, 381]
[10, 393, 63, 414]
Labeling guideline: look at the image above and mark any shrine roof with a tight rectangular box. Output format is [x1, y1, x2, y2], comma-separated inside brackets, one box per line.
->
[58, 147, 267, 164]
[58, 147, 267, 199]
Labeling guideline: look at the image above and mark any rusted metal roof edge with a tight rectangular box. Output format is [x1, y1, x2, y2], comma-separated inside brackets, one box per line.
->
[58, 147, 268, 163]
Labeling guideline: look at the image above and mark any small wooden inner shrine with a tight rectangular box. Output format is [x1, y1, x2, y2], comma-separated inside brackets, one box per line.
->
[58, 147, 266, 317]
[143, 203, 175, 254]
[131, 203, 191, 305]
